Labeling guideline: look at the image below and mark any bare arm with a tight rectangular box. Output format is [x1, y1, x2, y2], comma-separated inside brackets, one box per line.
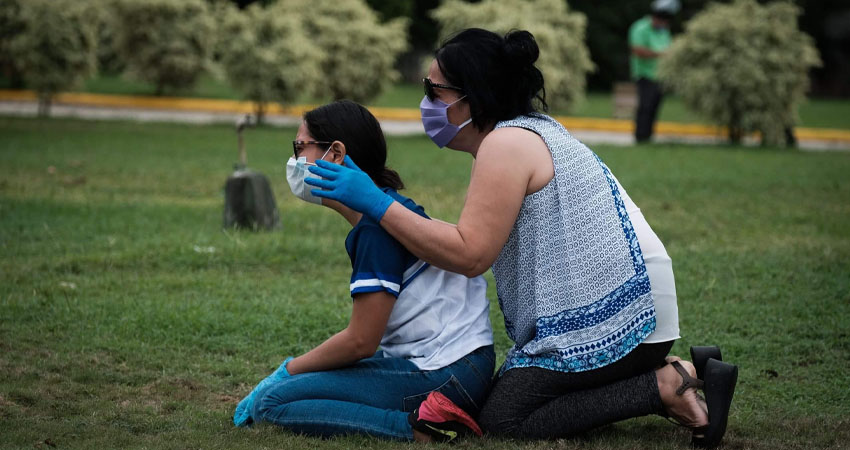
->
[380, 128, 551, 277]
[285, 291, 395, 375]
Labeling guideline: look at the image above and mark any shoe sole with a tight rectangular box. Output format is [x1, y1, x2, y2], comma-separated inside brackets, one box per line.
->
[692, 358, 738, 448]
[427, 392, 483, 437]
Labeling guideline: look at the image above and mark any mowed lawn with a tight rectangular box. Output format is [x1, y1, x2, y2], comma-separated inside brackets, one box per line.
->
[1, 117, 848, 449]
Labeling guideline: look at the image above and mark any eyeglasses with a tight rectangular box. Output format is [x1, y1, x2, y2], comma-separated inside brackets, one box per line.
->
[423, 77, 463, 101]
[292, 140, 332, 158]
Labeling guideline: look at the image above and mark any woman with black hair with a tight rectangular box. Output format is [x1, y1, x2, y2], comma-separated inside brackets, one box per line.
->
[233, 100, 495, 443]
[306, 29, 738, 446]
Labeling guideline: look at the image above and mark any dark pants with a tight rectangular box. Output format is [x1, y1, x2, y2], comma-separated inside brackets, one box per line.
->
[635, 78, 664, 143]
[478, 341, 673, 439]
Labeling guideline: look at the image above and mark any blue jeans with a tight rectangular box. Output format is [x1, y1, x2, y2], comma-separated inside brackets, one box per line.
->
[251, 345, 495, 440]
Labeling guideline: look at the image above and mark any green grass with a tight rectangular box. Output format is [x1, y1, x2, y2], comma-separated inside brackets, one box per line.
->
[1, 116, 849, 449]
[82, 73, 243, 100]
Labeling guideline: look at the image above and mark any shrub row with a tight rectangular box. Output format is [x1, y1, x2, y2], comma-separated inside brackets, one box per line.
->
[1, 0, 408, 118]
[1, 0, 820, 145]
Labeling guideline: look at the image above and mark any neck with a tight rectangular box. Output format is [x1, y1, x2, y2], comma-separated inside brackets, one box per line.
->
[454, 122, 495, 158]
[323, 198, 363, 227]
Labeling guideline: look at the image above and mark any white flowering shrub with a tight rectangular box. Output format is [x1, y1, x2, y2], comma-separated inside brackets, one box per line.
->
[7, 0, 98, 115]
[658, 0, 821, 145]
[431, 0, 594, 111]
[91, 0, 125, 75]
[112, 0, 215, 95]
[216, 3, 322, 121]
[270, 0, 408, 103]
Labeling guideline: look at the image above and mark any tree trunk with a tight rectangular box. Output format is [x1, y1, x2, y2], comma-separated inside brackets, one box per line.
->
[254, 102, 266, 125]
[37, 94, 52, 117]
[728, 108, 742, 145]
[728, 126, 742, 145]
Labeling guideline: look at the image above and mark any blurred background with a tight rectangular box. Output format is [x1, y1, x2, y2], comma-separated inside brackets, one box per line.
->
[1, 0, 848, 142]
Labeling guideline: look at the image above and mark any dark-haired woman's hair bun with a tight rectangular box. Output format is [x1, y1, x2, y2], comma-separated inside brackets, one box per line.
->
[503, 30, 539, 67]
[436, 27, 547, 128]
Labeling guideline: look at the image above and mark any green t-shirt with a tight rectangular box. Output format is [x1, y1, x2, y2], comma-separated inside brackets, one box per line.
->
[629, 16, 671, 81]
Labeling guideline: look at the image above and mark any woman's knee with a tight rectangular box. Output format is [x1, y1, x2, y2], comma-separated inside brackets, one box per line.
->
[477, 395, 523, 437]
[252, 379, 298, 421]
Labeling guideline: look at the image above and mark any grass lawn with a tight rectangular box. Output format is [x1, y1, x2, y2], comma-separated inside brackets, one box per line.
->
[1, 116, 849, 449]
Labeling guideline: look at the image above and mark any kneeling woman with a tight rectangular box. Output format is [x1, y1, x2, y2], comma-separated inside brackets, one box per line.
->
[233, 100, 494, 442]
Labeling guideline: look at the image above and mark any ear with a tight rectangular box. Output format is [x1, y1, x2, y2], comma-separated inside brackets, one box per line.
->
[328, 141, 346, 164]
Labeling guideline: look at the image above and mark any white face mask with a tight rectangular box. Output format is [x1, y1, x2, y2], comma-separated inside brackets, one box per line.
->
[286, 147, 331, 205]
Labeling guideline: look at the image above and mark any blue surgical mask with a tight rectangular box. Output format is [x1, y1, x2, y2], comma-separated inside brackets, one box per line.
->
[286, 147, 330, 205]
[420, 95, 472, 148]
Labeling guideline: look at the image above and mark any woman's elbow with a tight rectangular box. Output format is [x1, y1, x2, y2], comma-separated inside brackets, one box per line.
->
[352, 345, 377, 361]
[349, 333, 380, 360]
[460, 266, 485, 278]
[459, 260, 490, 278]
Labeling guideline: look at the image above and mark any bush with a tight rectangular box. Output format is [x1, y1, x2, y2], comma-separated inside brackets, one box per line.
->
[215, 3, 322, 122]
[430, 0, 594, 112]
[7, 0, 98, 115]
[91, 0, 125, 75]
[112, 0, 215, 95]
[0, 0, 24, 87]
[658, 0, 821, 145]
[270, 0, 408, 103]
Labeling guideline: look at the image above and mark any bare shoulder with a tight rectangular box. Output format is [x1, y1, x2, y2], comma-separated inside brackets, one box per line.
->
[478, 125, 553, 193]
[481, 126, 546, 152]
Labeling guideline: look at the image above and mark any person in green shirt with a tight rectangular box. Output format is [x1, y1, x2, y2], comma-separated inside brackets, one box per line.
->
[629, 0, 679, 143]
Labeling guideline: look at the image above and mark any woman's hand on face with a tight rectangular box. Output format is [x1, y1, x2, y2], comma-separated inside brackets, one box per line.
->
[306, 155, 394, 222]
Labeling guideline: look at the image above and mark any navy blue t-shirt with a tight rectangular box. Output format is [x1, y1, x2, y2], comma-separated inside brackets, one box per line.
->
[344, 188, 430, 297]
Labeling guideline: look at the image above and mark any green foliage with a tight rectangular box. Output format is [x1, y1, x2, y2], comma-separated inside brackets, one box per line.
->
[658, 0, 821, 145]
[0, 0, 24, 80]
[364, 0, 413, 22]
[90, 0, 125, 75]
[6, 0, 98, 115]
[270, 0, 409, 103]
[430, 0, 594, 112]
[112, 0, 215, 95]
[215, 3, 321, 120]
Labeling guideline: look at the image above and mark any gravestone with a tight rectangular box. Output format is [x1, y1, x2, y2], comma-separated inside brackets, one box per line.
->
[223, 115, 281, 230]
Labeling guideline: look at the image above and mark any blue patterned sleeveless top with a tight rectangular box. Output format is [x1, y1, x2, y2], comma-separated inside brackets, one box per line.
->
[494, 113, 656, 374]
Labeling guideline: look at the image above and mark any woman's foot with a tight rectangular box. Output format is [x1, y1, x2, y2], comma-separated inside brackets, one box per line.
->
[665, 355, 682, 364]
[656, 360, 708, 429]
[408, 391, 482, 442]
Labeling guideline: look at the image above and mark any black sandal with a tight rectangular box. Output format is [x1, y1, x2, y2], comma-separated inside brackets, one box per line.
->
[690, 346, 723, 380]
[692, 358, 738, 448]
[664, 361, 706, 428]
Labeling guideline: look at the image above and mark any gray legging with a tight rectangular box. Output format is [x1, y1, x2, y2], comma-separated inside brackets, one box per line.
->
[478, 341, 674, 439]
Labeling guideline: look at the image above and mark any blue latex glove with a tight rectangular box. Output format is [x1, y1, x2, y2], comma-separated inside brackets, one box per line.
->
[305, 155, 394, 222]
[233, 356, 293, 427]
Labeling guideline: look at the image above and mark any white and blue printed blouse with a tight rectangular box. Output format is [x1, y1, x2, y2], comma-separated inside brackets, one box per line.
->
[493, 114, 657, 374]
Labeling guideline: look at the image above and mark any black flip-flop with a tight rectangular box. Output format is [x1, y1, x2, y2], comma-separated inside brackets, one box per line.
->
[690, 346, 722, 380]
[692, 358, 738, 448]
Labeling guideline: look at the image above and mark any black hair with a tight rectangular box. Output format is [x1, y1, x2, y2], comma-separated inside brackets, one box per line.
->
[303, 100, 404, 190]
[435, 28, 547, 130]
